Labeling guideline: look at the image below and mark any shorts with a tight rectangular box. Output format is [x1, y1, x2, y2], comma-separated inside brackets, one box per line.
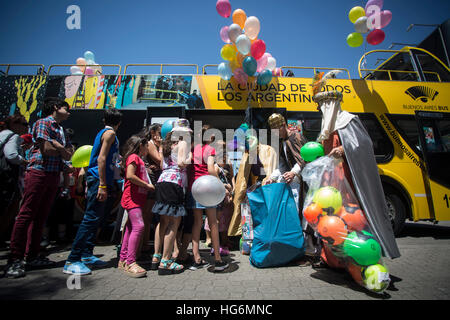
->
[185, 191, 217, 210]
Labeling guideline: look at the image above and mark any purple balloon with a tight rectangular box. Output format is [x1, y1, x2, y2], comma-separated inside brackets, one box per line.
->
[216, 0, 231, 18]
[365, 0, 383, 14]
[220, 26, 230, 43]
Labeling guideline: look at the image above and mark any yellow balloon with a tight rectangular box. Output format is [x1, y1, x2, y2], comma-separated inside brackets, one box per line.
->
[232, 9, 247, 29]
[349, 6, 365, 24]
[221, 44, 237, 61]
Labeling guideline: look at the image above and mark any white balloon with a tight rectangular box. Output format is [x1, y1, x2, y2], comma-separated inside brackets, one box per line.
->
[244, 16, 260, 40]
[236, 34, 251, 55]
[228, 23, 243, 43]
[354, 16, 369, 34]
[70, 66, 81, 74]
[266, 57, 277, 71]
[192, 175, 226, 207]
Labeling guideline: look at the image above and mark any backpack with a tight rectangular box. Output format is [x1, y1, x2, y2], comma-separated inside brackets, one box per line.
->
[0, 132, 16, 173]
[0, 132, 20, 200]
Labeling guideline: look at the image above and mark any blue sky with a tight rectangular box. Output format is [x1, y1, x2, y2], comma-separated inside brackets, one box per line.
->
[0, 0, 449, 78]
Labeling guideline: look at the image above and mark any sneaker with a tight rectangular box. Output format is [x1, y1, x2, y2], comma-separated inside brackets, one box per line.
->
[63, 261, 91, 275]
[5, 260, 26, 278]
[40, 238, 50, 248]
[210, 247, 230, 256]
[81, 255, 108, 267]
[214, 260, 229, 272]
[27, 256, 56, 269]
[189, 259, 209, 271]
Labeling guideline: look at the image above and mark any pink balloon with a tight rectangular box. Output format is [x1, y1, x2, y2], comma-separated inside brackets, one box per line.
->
[84, 67, 94, 75]
[216, 0, 231, 18]
[256, 54, 268, 73]
[367, 29, 385, 45]
[251, 39, 266, 60]
[233, 68, 248, 85]
[272, 68, 283, 77]
[365, 0, 383, 13]
[220, 26, 230, 43]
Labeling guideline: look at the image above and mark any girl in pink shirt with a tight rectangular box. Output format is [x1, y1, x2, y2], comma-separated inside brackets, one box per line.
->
[119, 136, 155, 278]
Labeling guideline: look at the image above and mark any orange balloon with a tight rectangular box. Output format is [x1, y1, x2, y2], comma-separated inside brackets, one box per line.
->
[304, 202, 323, 226]
[318, 215, 348, 246]
[229, 58, 240, 71]
[338, 204, 367, 232]
[347, 263, 363, 283]
[232, 9, 247, 29]
[237, 52, 249, 65]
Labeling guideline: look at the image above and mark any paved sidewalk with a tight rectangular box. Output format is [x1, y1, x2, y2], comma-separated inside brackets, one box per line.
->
[1, 221, 450, 300]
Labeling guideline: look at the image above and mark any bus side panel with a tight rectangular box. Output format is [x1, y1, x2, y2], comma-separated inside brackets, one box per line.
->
[430, 180, 450, 221]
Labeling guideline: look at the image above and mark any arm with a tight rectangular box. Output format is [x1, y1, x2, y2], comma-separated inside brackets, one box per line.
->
[126, 161, 154, 191]
[147, 141, 162, 169]
[3, 135, 26, 165]
[76, 167, 86, 194]
[96, 130, 116, 201]
[207, 155, 218, 178]
[177, 140, 190, 169]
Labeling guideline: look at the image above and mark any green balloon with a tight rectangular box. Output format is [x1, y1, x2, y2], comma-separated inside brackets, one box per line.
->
[312, 186, 342, 215]
[300, 142, 324, 162]
[71, 145, 93, 168]
[343, 230, 382, 266]
[363, 264, 390, 293]
[347, 32, 364, 48]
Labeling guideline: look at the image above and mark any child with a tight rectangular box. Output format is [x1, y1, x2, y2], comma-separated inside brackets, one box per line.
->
[152, 120, 192, 275]
[118, 135, 154, 278]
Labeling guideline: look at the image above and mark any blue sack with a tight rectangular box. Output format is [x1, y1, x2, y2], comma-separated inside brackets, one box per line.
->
[248, 183, 305, 268]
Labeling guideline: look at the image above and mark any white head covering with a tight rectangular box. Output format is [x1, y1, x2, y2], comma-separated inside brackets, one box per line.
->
[314, 91, 355, 143]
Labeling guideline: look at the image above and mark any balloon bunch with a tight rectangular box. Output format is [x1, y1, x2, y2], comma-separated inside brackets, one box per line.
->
[301, 157, 391, 294]
[346, 0, 392, 48]
[70, 50, 103, 76]
[216, 0, 282, 86]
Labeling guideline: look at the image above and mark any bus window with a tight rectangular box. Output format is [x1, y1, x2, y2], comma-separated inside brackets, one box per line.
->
[358, 114, 394, 163]
[287, 112, 321, 141]
[413, 50, 450, 82]
[387, 115, 422, 155]
[369, 52, 419, 81]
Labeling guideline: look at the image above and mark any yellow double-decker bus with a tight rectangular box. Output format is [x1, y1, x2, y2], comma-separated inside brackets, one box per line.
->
[191, 46, 450, 235]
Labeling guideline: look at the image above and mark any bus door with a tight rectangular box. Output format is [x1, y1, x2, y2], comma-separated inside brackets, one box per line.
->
[146, 106, 185, 127]
[415, 111, 450, 221]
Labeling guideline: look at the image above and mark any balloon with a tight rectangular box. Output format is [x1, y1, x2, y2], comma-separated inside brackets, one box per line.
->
[367, 29, 385, 45]
[242, 56, 257, 76]
[233, 67, 248, 85]
[245, 135, 258, 151]
[161, 119, 175, 139]
[272, 67, 283, 77]
[229, 58, 240, 71]
[266, 56, 277, 72]
[367, 10, 392, 29]
[221, 44, 236, 61]
[347, 263, 363, 283]
[363, 264, 390, 293]
[244, 16, 260, 40]
[317, 215, 348, 246]
[304, 202, 323, 226]
[235, 34, 251, 55]
[71, 145, 93, 168]
[232, 9, 247, 29]
[218, 62, 232, 81]
[76, 57, 86, 66]
[84, 51, 95, 62]
[256, 54, 268, 73]
[70, 66, 81, 75]
[343, 231, 382, 266]
[192, 175, 226, 207]
[257, 69, 272, 85]
[365, 0, 383, 13]
[220, 26, 231, 43]
[338, 204, 368, 232]
[348, 6, 365, 24]
[250, 39, 266, 60]
[300, 141, 325, 162]
[92, 64, 102, 74]
[347, 32, 364, 47]
[354, 16, 369, 34]
[228, 24, 243, 43]
[84, 67, 94, 76]
[216, 0, 231, 18]
[313, 186, 342, 215]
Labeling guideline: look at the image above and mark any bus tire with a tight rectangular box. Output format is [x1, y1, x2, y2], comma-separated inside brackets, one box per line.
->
[383, 186, 406, 236]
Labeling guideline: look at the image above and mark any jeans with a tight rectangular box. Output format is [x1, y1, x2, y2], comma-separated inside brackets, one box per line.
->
[67, 175, 108, 262]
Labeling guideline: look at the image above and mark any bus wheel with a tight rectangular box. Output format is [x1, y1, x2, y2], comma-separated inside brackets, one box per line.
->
[384, 187, 406, 236]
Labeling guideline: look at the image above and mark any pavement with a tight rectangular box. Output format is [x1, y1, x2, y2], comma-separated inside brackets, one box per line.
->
[0, 221, 450, 301]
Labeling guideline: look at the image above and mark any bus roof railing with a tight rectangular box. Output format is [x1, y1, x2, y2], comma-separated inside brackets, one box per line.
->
[123, 64, 199, 75]
[0, 64, 46, 76]
[361, 68, 442, 82]
[202, 64, 219, 74]
[46, 64, 122, 75]
[280, 66, 351, 79]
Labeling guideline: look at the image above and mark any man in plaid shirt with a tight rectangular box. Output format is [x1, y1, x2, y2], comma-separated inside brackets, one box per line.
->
[5, 97, 72, 278]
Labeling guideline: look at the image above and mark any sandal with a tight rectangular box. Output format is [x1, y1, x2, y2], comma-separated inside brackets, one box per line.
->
[117, 260, 126, 270]
[124, 262, 147, 278]
[158, 259, 184, 275]
[150, 253, 162, 270]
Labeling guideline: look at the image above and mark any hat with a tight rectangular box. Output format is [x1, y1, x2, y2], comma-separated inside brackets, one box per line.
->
[171, 119, 193, 133]
[268, 113, 286, 129]
[20, 134, 33, 144]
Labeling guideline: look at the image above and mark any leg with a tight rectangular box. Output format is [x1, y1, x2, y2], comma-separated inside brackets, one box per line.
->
[123, 208, 145, 265]
[160, 216, 181, 263]
[205, 208, 222, 262]
[119, 219, 132, 263]
[191, 209, 204, 263]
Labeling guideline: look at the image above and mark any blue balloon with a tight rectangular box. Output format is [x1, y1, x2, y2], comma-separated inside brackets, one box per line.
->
[218, 62, 232, 81]
[242, 56, 257, 76]
[257, 69, 273, 85]
[161, 119, 175, 139]
[84, 51, 95, 62]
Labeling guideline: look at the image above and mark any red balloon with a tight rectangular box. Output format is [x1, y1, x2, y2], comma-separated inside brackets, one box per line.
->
[250, 39, 266, 60]
[367, 29, 385, 45]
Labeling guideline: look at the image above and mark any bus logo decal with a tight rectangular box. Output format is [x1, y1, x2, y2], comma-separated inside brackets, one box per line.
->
[405, 86, 439, 103]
